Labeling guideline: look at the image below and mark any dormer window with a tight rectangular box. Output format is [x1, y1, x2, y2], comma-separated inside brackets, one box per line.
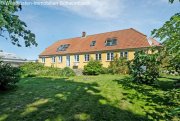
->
[90, 41, 96, 47]
[57, 44, 70, 51]
[105, 38, 117, 46]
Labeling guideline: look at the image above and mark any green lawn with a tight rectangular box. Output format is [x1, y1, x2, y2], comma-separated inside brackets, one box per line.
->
[0, 75, 179, 121]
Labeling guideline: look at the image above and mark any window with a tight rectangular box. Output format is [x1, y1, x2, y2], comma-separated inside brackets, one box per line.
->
[96, 53, 102, 60]
[105, 38, 117, 46]
[120, 51, 128, 59]
[84, 54, 90, 62]
[58, 56, 63, 63]
[124, 52, 128, 59]
[57, 44, 70, 51]
[74, 55, 79, 62]
[42, 58, 45, 63]
[90, 41, 96, 47]
[52, 57, 56, 63]
[107, 52, 114, 61]
[120, 52, 124, 57]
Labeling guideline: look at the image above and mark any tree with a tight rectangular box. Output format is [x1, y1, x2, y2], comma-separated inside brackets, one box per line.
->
[0, 0, 37, 47]
[152, 0, 180, 73]
[152, 1, 180, 116]
[129, 49, 160, 85]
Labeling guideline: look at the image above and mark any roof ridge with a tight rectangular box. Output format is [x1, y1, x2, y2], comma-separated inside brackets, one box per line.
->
[86, 28, 131, 37]
[55, 28, 134, 42]
[130, 28, 147, 37]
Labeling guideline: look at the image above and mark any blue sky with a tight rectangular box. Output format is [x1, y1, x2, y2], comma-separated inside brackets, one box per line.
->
[0, 0, 179, 60]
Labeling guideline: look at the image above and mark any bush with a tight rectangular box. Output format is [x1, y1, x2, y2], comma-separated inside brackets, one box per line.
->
[159, 55, 180, 75]
[108, 54, 129, 74]
[129, 50, 160, 85]
[83, 59, 103, 75]
[20, 62, 44, 77]
[39, 67, 63, 77]
[101, 67, 109, 74]
[61, 67, 76, 77]
[20, 62, 75, 77]
[0, 61, 20, 90]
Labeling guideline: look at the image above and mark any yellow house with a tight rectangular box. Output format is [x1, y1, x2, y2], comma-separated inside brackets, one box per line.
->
[39, 28, 160, 69]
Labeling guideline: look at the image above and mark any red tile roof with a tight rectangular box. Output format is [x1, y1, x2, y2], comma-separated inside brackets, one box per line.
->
[39, 28, 160, 56]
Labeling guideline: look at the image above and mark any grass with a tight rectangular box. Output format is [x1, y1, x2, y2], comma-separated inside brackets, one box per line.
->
[0, 75, 179, 121]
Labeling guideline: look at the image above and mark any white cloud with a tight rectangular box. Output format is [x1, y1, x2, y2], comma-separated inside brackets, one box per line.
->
[28, 0, 125, 19]
[63, 0, 125, 19]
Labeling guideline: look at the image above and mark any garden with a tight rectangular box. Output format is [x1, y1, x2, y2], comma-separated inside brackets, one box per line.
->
[0, 47, 179, 121]
[0, 74, 179, 121]
[0, 0, 179, 120]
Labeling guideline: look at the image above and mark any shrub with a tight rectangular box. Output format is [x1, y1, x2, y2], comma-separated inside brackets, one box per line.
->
[101, 67, 109, 74]
[129, 50, 160, 85]
[39, 67, 63, 77]
[83, 59, 103, 75]
[62, 67, 76, 77]
[20, 62, 75, 77]
[20, 62, 44, 77]
[0, 61, 20, 90]
[108, 54, 129, 74]
[159, 55, 180, 75]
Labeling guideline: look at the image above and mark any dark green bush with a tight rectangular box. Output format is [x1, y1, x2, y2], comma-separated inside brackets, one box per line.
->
[129, 50, 160, 85]
[20, 62, 75, 77]
[108, 54, 129, 74]
[0, 61, 20, 90]
[83, 60, 103, 75]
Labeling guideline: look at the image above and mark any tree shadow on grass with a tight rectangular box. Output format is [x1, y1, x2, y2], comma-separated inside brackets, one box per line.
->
[113, 77, 179, 121]
[160, 76, 180, 81]
[157, 76, 180, 90]
[0, 77, 148, 121]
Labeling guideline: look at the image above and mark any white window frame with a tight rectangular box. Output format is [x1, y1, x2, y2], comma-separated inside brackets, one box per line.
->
[58, 56, 63, 63]
[52, 57, 56, 63]
[107, 52, 114, 61]
[96, 53, 102, 61]
[84, 54, 90, 62]
[42, 58, 45, 63]
[105, 38, 117, 46]
[74, 55, 79, 62]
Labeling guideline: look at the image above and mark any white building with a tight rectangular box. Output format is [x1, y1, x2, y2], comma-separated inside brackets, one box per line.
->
[0, 50, 31, 67]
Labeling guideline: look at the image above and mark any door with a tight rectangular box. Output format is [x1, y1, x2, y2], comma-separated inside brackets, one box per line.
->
[66, 55, 70, 67]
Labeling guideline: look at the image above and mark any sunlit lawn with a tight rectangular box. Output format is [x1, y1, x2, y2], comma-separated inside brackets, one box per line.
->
[0, 75, 179, 121]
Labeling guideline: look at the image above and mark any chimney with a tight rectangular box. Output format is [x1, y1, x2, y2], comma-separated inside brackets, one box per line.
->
[82, 31, 86, 38]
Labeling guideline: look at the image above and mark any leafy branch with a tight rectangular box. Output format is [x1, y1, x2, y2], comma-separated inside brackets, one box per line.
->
[0, 0, 37, 47]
